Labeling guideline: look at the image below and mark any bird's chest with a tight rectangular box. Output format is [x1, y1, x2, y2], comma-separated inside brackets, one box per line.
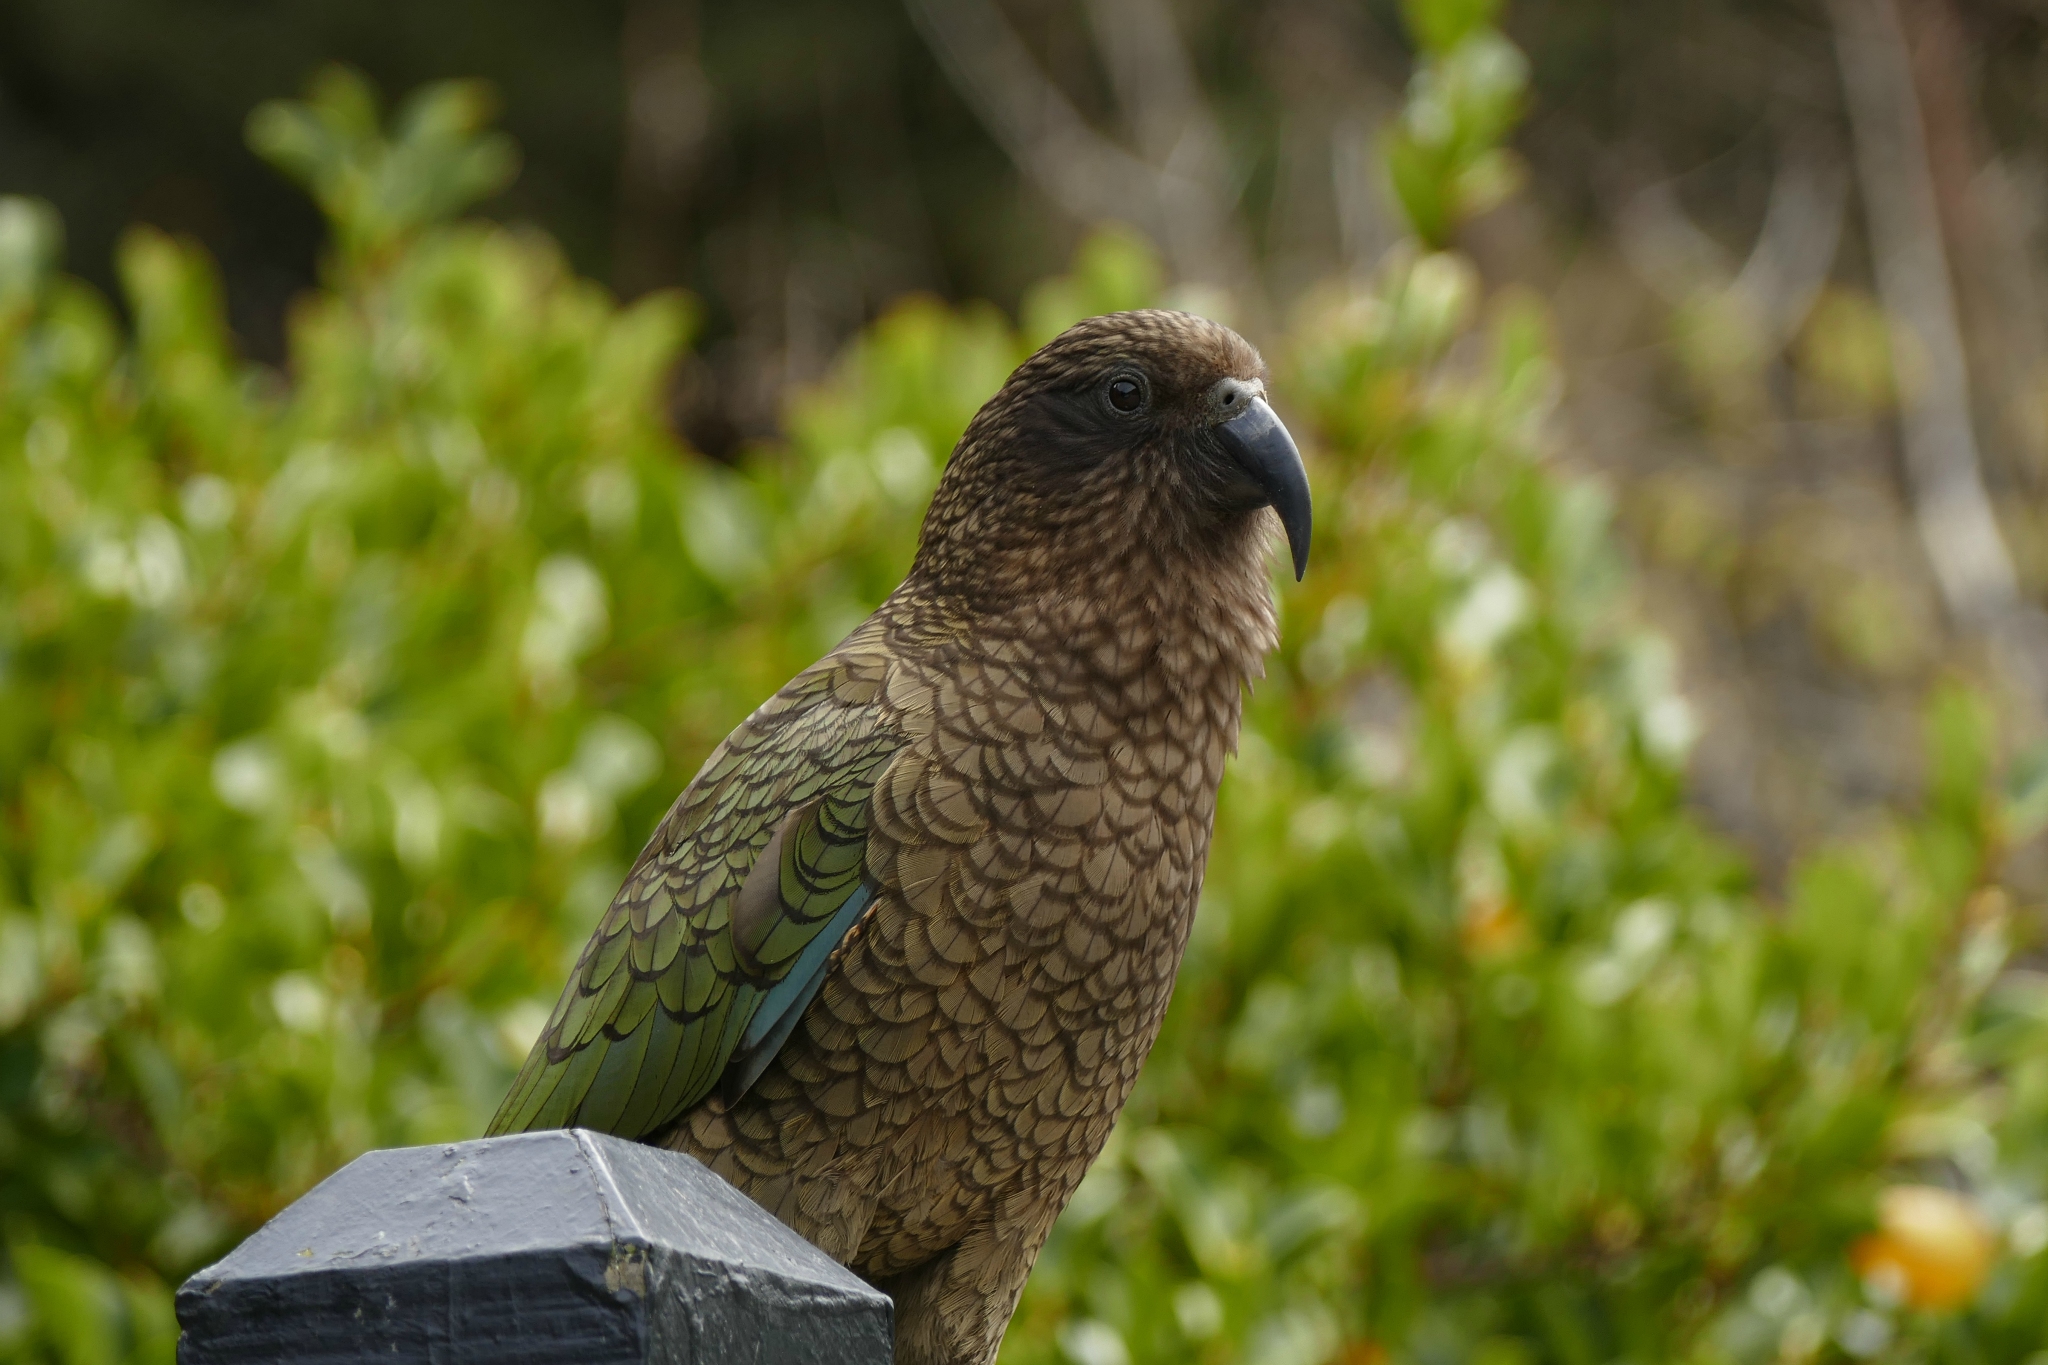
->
[866, 649, 1235, 1094]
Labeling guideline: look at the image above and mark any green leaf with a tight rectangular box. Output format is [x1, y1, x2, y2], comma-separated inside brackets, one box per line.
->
[0, 196, 63, 318]
[2003, 739, 2048, 845]
[1401, 0, 1504, 53]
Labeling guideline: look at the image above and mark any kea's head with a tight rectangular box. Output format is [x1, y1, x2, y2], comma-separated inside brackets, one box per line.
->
[913, 310, 1311, 599]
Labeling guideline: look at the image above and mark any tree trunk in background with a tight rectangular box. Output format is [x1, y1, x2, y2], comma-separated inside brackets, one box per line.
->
[1900, 0, 2048, 499]
[1829, 0, 2048, 721]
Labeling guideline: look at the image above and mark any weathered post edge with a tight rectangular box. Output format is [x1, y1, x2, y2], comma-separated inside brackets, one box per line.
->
[173, 1128, 893, 1365]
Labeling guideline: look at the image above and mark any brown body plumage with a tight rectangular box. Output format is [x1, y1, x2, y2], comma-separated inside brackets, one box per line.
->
[492, 310, 1307, 1364]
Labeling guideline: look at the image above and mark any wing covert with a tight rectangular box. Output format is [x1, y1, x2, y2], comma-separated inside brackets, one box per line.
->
[486, 641, 904, 1141]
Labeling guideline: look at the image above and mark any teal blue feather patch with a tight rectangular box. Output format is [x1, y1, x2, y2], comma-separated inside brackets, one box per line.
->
[721, 882, 877, 1105]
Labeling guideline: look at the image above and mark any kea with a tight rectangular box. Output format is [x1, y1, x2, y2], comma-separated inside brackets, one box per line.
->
[488, 309, 1311, 1364]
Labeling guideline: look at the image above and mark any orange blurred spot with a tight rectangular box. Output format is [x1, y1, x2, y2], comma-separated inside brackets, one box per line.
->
[1850, 1185, 1995, 1311]
[1338, 1343, 1389, 1365]
[1461, 896, 1528, 960]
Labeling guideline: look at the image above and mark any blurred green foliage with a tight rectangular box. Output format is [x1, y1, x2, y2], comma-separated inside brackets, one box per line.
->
[1381, 0, 1527, 251]
[4, 13, 2048, 1365]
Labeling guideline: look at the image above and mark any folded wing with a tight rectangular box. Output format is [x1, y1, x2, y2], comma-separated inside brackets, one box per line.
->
[486, 642, 904, 1141]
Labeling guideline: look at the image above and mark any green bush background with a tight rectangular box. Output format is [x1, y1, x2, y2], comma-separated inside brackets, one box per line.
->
[6, 6, 2048, 1364]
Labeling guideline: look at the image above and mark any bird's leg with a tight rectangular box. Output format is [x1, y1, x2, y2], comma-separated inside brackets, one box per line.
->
[871, 1191, 1062, 1365]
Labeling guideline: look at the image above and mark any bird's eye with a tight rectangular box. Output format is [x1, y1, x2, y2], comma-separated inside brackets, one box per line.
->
[1106, 376, 1146, 414]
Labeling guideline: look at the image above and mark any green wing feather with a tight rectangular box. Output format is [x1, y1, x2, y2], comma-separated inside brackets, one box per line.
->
[486, 641, 903, 1140]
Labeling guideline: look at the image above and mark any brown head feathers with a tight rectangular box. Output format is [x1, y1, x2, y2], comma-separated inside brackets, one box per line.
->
[910, 310, 1288, 602]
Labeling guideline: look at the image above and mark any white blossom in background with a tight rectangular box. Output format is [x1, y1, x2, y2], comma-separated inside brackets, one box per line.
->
[291, 829, 370, 933]
[1057, 1318, 1130, 1365]
[537, 714, 662, 848]
[179, 473, 237, 531]
[384, 766, 445, 871]
[520, 553, 609, 703]
[870, 426, 935, 504]
[1439, 564, 1531, 665]
[270, 972, 329, 1034]
[211, 738, 286, 815]
[680, 474, 768, 588]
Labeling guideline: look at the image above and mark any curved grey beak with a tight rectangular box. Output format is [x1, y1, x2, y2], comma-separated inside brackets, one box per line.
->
[1216, 397, 1312, 580]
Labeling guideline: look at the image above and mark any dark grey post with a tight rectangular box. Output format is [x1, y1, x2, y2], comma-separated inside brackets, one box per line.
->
[175, 1129, 892, 1364]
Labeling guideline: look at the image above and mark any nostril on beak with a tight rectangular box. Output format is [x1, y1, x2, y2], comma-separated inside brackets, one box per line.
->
[1212, 378, 1257, 416]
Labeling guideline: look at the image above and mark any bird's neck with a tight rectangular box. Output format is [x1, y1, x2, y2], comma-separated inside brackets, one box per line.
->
[904, 509, 1280, 719]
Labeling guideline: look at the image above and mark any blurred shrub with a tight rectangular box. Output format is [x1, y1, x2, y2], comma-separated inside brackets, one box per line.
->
[1009, 257, 2048, 1365]
[2, 26, 2048, 1365]
[1381, 0, 1527, 250]
[1002, 10, 2048, 1364]
[0, 67, 944, 1363]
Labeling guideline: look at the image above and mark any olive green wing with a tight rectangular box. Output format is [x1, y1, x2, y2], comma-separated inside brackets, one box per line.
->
[485, 643, 904, 1141]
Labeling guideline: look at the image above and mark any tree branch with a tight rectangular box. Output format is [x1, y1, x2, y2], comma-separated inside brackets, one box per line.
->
[905, 0, 1253, 297]
[1828, 0, 2019, 626]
